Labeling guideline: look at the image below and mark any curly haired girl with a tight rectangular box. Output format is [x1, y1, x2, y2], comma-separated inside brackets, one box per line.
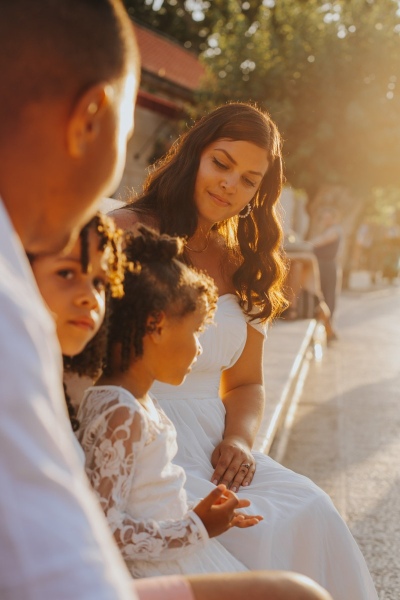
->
[76, 225, 262, 578]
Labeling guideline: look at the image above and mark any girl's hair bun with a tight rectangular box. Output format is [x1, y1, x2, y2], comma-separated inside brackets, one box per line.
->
[104, 223, 218, 372]
[125, 225, 184, 264]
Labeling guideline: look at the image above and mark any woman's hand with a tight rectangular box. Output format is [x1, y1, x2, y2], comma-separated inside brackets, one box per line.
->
[211, 436, 256, 492]
[193, 484, 262, 538]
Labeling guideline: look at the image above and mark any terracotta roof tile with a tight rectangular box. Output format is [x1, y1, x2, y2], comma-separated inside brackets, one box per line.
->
[134, 23, 205, 91]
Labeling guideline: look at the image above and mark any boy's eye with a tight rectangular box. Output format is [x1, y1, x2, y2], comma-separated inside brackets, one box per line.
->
[57, 269, 74, 280]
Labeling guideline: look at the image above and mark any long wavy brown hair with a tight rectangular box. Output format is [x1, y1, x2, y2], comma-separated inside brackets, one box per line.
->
[128, 102, 288, 322]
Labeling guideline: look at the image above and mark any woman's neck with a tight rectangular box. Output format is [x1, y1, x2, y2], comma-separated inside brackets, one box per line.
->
[185, 218, 215, 253]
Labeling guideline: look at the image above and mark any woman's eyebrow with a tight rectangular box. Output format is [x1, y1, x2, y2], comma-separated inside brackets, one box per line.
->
[214, 148, 264, 177]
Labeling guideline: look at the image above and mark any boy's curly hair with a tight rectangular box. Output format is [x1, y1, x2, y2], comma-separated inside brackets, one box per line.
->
[104, 225, 218, 375]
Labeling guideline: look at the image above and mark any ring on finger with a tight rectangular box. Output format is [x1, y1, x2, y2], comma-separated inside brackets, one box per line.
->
[240, 463, 251, 469]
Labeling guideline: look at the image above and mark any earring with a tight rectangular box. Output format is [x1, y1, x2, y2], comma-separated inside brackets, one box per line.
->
[238, 202, 252, 219]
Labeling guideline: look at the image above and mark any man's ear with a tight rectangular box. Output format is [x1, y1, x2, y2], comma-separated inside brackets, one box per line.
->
[146, 311, 167, 343]
[66, 83, 114, 158]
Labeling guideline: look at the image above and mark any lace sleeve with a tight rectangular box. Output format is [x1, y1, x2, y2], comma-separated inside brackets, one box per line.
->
[80, 397, 208, 563]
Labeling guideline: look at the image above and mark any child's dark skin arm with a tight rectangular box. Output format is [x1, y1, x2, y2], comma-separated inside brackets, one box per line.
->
[193, 484, 262, 537]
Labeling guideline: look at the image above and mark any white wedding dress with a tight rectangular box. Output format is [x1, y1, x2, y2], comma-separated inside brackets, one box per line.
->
[76, 385, 247, 578]
[151, 294, 378, 600]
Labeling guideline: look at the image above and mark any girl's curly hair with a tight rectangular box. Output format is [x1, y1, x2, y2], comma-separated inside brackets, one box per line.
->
[104, 225, 218, 375]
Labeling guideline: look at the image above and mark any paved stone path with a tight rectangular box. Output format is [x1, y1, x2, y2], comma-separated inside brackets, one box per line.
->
[282, 281, 400, 599]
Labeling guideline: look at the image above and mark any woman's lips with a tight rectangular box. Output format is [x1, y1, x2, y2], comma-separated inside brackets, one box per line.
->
[208, 191, 230, 207]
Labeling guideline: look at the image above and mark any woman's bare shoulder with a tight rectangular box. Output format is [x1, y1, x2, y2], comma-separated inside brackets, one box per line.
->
[109, 207, 159, 233]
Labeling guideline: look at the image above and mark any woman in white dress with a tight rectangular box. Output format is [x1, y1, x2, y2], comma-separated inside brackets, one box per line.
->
[111, 103, 378, 599]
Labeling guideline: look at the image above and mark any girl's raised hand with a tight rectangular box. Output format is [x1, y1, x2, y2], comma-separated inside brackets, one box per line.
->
[193, 484, 262, 538]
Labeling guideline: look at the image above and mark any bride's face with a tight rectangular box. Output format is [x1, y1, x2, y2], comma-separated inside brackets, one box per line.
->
[193, 139, 269, 227]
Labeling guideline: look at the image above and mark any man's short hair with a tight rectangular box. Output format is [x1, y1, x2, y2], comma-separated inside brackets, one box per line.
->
[0, 0, 140, 124]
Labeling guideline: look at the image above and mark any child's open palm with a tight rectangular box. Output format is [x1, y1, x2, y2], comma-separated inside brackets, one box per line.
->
[193, 484, 263, 538]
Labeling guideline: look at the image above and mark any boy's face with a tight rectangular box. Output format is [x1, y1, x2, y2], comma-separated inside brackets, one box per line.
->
[32, 227, 108, 357]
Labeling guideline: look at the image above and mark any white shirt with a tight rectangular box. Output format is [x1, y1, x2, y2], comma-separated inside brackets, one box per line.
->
[0, 200, 137, 600]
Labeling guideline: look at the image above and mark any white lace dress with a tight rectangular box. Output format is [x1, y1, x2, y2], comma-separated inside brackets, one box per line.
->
[151, 294, 378, 600]
[76, 385, 247, 578]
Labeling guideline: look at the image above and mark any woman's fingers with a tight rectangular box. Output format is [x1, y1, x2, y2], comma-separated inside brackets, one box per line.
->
[212, 458, 256, 489]
[211, 444, 256, 490]
[231, 463, 256, 492]
[217, 463, 241, 488]
[228, 459, 256, 492]
[211, 448, 238, 487]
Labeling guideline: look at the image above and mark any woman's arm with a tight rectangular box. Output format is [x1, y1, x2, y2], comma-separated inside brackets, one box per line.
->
[211, 325, 265, 492]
